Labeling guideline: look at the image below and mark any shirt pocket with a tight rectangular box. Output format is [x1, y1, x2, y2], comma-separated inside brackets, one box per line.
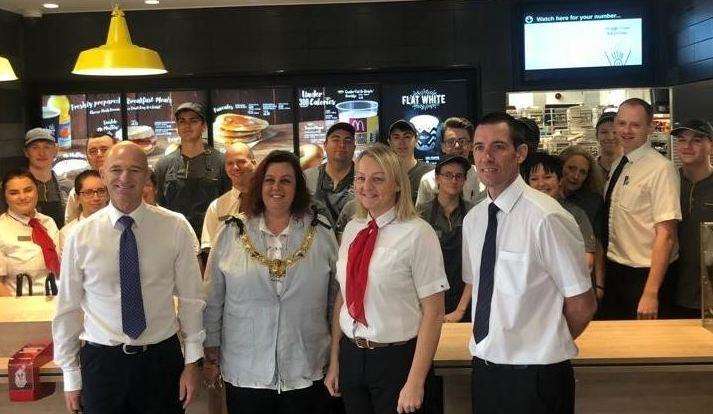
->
[617, 182, 648, 213]
[494, 250, 528, 296]
[371, 246, 412, 293]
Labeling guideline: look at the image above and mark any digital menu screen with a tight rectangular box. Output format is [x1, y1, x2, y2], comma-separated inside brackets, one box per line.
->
[211, 88, 294, 162]
[381, 81, 469, 162]
[298, 85, 379, 158]
[125, 90, 208, 166]
[42, 93, 122, 179]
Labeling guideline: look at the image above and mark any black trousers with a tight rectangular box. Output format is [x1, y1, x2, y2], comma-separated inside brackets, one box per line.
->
[471, 357, 574, 414]
[601, 259, 678, 319]
[224, 381, 328, 414]
[339, 336, 420, 414]
[80, 334, 184, 414]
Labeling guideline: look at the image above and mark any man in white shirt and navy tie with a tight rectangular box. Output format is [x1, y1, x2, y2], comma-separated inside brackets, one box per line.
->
[463, 112, 597, 413]
[53, 141, 205, 414]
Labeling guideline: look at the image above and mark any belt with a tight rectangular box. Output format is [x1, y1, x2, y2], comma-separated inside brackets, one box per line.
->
[85, 335, 177, 355]
[474, 357, 570, 370]
[348, 336, 409, 349]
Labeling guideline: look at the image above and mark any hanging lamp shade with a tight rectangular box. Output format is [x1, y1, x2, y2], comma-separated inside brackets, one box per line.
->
[72, 6, 167, 76]
[0, 56, 18, 81]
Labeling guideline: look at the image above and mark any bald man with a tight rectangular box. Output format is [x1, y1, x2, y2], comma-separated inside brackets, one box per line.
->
[200, 142, 256, 253]
[53, 142, 205, 414]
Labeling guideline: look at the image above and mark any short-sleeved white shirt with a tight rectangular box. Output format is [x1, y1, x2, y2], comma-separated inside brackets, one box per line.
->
[201, 188, 240, 250]
[337, 207, 449, 343]
[605, 143, 682, 267]
[462, 176, 591, 364]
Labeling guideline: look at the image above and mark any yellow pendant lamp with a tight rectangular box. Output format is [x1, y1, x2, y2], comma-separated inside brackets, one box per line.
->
[0, 56, 18, 81]
[72, 5, 167, 76]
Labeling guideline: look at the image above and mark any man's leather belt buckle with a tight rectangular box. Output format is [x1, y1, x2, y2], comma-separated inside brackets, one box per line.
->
[354, 337, 375, 349]
[122, 344, 148, 355]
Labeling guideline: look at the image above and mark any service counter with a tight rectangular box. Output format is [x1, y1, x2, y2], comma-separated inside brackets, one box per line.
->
[0, 298, 711, 413]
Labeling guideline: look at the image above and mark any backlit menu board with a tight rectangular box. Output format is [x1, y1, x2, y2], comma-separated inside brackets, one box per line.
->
[211, 88, 294, 162]
[42, 93, 122, 179]
[381, 81, 469, 163]
[298, 85, 379, 157]
[125, 90, 208, 166]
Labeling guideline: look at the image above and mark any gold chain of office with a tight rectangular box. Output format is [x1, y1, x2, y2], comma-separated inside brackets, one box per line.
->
[240, 226, 317, 280]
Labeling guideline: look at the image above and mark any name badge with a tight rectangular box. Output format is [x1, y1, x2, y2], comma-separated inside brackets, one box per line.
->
[17, 236, 31, 242]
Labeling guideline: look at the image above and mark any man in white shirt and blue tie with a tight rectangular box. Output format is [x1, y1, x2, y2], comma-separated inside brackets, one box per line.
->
[53, 141, 205, 414]
[462, 112, 597, 413]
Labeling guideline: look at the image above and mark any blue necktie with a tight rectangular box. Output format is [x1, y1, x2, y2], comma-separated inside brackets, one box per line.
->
[474, 202, 499, 344]
[118, 215, 146, 340]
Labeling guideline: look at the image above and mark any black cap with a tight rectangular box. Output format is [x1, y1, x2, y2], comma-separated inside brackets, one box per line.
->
[435, 155, 471, 176]
[174, 102, 206, 121]
[325, 122, 356, 139]
[388, 119, 417, 136]
[595, 112, 617, 130]
[671, 119, 713, 138]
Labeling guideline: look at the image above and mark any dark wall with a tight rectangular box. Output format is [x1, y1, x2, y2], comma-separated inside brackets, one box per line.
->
[670, 0, 713, 84]
[0, 8, 26, 165]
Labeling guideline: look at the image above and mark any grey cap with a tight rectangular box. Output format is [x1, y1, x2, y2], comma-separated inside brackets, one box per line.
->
[174, 102, 206, 121]
[435, 155, 471, 176]
[25, 128, 55, 146]
[671, 119, 713, 138]
[388, 119, 417, 136]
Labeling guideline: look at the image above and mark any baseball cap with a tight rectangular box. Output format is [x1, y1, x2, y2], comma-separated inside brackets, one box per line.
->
[326, 122, 356, 139]
[24, 128, 55, 147]
[388, 119, 417, 137]
[174, 102, 206, 121]
[671, 119, 713, 138]
[435, 155, 471, 176]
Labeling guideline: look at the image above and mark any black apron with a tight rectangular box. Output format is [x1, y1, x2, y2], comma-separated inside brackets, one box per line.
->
[36, 174, 65, 228]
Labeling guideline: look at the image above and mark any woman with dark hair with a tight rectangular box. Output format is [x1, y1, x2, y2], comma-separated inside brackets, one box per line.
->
[0, 169, 60, 296]
[203, 150, 337, 414]
[59, 170, 108, 251]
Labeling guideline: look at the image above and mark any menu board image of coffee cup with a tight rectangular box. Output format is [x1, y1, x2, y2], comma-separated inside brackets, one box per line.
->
[211, 88, 294, 162]
[298, 85, 379, 159]
[42, 93, 122, 179]
[381, 81, 468, 163]
[125, 90, 208, 167]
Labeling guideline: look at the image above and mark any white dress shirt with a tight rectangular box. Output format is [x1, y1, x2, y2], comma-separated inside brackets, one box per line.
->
[605, 143, 682, 267]
[337, 208, 449, 343]
[64, 188, 81, 224]
[52, 202, 206, 392]
[415, 165, 486, 208]
[201, 188, 240, 250]
[0, 210, 59, 295]
[59, 214, 85, 253]
[463, 176, 591, 365]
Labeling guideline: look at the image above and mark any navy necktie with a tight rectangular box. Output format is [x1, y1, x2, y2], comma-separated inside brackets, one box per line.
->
[601, 155, 629, 251]
[474, 202, 499, 344]
[118, 215, 147, 340]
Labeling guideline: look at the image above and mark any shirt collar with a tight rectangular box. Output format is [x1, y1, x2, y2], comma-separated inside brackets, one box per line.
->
[371, 206, 397, 228]
[486, 175, 525, 214]
[7, 209, 33, 225]
[107, 202, 148, 228]
[624, 142, 651, 163]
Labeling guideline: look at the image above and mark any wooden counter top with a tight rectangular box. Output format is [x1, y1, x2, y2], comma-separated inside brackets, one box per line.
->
[0, 296, 56, 324]
[435, 320, 713, 367]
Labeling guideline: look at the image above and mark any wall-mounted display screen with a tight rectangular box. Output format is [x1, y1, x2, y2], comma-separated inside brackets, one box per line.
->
[298, 84, 379, 157]
[125, 90, 207, 166]
[523, 7, 643, 71]
[381, 81, 468, 163]
[42, 93, 122, 179]
[211, 88, 294, 162]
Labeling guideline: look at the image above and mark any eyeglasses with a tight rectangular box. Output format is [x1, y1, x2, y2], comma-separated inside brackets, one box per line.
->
[87, 146, 112, 156]
[328, 137, 355, 146]
[438, 172, 465, 181]
[80, 188, 108, 197]
[442, 138, 470, 148]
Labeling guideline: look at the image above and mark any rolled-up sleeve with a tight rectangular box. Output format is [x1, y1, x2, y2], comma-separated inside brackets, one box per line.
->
[52, 231, 85, 391]
[173, 219, 206, 364]
[411, 223, 449, 298]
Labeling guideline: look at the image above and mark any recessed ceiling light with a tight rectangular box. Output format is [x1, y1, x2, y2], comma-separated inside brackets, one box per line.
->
[42, 3, 59, 8]
[145, 0, 160, 4]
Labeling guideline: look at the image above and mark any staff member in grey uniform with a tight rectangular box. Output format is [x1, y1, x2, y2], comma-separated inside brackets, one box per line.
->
[64, 132, 115, 223]
[416, 117, 486, 208]
[23, 128, 72, 228]
[464, 112, 596, 413]
[417, 155, 474, 323]
[0, 169, 60, 296]
[154, 102, 230, 238]
[673, 119, 713, 317]
[53, 142, 204, 414]
[304, 122, 356, 224]
[388, 120, 433, 204]
[325, 144, 448, 414]
[204, 150, 337, 414]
